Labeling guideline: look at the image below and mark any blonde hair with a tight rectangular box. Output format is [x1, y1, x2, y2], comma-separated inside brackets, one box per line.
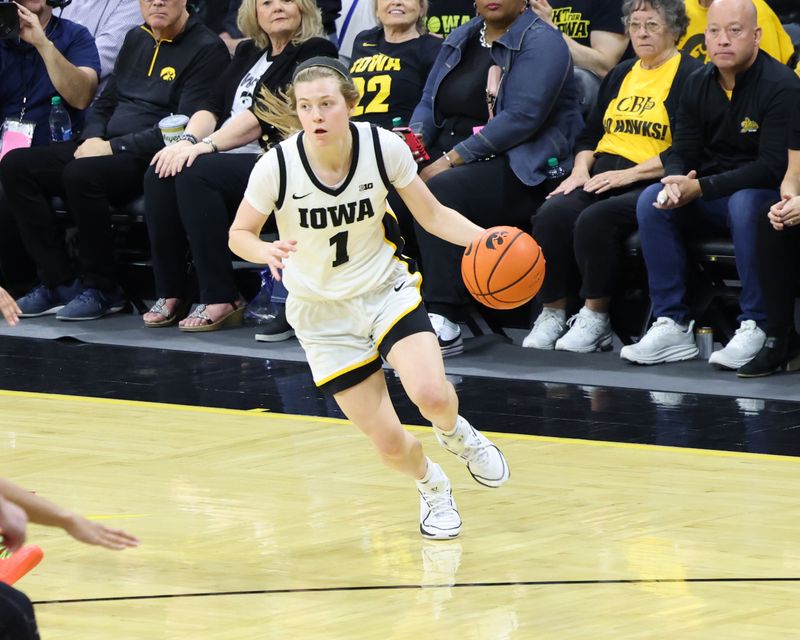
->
[254, 66, 361, 141]
[372, 0, 429, 33]
[237, 0, 325, 49]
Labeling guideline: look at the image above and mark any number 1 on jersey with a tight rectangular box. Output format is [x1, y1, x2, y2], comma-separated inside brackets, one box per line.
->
[329, 230, 349, 267]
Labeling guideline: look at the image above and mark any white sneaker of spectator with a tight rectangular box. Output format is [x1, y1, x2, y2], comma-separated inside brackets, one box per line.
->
[619, 317, 699, 364]
[522, 307, 566, 349]
[708, 320, 766, 370]
[428, 313, 463, 357]
[555, 307, 614, 353]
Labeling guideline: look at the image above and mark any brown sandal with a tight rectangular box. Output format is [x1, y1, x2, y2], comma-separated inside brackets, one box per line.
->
[143, 298, 185, 328]
[178, 301, 245, 333]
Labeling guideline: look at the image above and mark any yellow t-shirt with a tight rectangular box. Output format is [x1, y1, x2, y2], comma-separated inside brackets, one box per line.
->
[677, 0, 794, 64]
[594, 54, 680, 164]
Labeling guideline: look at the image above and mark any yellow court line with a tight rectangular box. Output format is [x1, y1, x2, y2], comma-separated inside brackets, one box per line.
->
[0, 388, 797, 464]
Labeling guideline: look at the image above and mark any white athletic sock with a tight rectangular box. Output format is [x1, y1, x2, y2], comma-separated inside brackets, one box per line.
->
[434, 415, 463, 437]
[417, 458, 442, 486]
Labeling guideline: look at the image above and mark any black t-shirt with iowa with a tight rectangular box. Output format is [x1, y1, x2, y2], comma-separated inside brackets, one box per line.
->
[350, 27, 443, 130]
[549, 0, 625, 47]
[426, 0, 474, 37]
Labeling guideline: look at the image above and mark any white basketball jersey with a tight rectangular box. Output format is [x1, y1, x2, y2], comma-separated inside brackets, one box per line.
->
[245, 121, 418, 301]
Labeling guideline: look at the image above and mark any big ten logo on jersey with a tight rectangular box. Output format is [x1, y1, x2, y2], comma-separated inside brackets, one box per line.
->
[551, 7, 589, 40]
[298, 199, 376, 229]
[351, 55, 403, 116]
[160, 66, 177, 81]
[426, 13, 471, 36]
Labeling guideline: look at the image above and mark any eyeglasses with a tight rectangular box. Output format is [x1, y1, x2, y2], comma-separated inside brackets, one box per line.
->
[705, 25, 747, 40]
[625, 19, 665, 34]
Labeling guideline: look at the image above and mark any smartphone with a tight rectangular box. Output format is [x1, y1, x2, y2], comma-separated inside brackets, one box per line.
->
[392, 126, 430, 162]
[0, 4, 19, 40]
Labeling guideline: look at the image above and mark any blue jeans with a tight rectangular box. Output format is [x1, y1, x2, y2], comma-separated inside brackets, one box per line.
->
[635, 183, 777, 325]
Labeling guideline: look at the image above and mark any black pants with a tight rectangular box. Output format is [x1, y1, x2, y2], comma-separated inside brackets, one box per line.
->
[755, 203, 800, 336]
[532, 183, 645, 303]
[0, 142, 149, 291]
[144, 153, 259, 303]
[414, 155, 546, 316]
[0, 583, 39, 640]
[0, 182, 36, 292]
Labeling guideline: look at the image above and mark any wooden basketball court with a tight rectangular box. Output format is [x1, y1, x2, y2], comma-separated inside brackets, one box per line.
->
[3, 388, 799, 638]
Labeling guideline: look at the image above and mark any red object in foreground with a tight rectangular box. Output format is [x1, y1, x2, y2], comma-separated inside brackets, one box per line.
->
[0, 544, 44, 585]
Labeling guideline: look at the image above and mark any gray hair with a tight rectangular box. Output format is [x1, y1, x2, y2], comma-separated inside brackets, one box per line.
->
[621, 0, 689, 44]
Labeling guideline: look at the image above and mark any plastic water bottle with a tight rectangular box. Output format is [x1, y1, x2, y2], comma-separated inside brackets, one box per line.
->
[545, 156, 567, 180]
[48, 96, 73, 143]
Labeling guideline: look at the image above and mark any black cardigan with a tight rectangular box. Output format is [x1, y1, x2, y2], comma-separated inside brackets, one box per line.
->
[251, 37, 338, 147]
[575, 52, 703, 169]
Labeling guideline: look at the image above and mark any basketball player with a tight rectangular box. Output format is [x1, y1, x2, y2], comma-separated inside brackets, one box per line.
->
[0, 476, 139, 637]
[229, 57, 510, 539]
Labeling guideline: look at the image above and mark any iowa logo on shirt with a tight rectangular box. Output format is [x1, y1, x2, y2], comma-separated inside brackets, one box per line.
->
[160, 66, 177, 81]
[740, 117, 759, 134]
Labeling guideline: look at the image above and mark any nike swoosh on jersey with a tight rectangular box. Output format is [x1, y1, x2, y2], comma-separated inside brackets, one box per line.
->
[292, 192, 312, 199]
[393, 281, 404, 292]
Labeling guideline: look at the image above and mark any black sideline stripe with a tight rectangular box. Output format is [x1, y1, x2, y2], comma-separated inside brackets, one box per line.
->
[32, 576, 800, 605]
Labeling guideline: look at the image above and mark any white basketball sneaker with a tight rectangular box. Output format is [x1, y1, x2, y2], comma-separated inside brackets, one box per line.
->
[555, 307, 614, 353]
[417, 462, 462, 540]
[619, 317, 698, 364]
[434, 416, 510, 488]
[708, 320, 766, 370]
[522, 307, 566, 349]
[428, 313, 463, 357]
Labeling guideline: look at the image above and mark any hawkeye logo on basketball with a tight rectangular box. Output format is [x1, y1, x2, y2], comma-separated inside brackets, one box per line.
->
[484, 230, 509, 250]
[298, 198, 375, 229]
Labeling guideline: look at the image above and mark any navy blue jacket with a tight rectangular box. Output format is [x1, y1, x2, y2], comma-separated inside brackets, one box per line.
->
[410, 9, 583, 187]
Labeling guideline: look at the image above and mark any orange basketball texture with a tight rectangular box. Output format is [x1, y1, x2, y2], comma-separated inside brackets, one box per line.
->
[461, 226, 545, 310]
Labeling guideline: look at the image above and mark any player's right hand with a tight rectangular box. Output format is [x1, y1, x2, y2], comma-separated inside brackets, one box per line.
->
[264, 239, 298, 281]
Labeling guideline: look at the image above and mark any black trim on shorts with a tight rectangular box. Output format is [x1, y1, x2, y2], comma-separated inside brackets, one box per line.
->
[275, 144, 287, 210]
[378, 300, 433, 359]
[319, 355, 383, 396]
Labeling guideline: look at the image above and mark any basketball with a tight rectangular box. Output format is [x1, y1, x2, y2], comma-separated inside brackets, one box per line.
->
[461, 226, 545, 310]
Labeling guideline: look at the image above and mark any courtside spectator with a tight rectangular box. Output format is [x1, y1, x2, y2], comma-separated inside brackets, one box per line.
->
[738, 104, 800, 377]
[0, 0, 99, 147]
[0, 0, 229, 322]
[678, 0, 793, 64]
[523, 0, 701, 353]
[60, 0, 142, 91]
[621, 0, 800, 369]
[141, 0, 335, 333]
[531, 0, 629, 78]
[410, 0, 582, 356]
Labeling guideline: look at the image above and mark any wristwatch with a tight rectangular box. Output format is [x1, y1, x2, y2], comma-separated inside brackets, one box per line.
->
[179, 133, 198, 144]
[201, 137, 218, 153]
